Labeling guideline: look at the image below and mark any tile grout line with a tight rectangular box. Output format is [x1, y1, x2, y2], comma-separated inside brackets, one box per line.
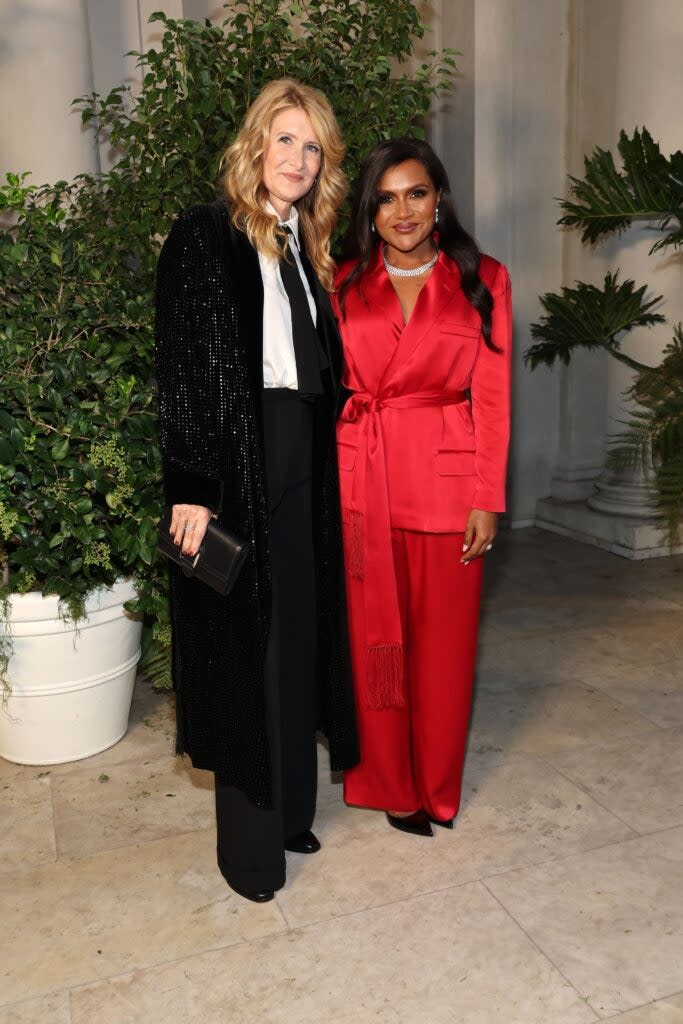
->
[28, 871, 469, 1009]
[5, 798, 680, 1007]
[598, 987, 683, 1021]
[12, 816, 680, 1008]
[274, 892, 291, 929]
[7, 873, 548, 1010]
[479, 878, 601, 1022]
[535, 751, 683, 839]
[534, 754, 643, 837]
[264, 806, 682, 932]
[473, 819, 683, 889]
[0, 821, 222, 877]
[569, 680, 675, 732]
[47, 772, 59, 863]
[0, 915, 288, 1014]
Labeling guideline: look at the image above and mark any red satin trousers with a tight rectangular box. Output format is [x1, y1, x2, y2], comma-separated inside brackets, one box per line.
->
[343, 529, 483, 821]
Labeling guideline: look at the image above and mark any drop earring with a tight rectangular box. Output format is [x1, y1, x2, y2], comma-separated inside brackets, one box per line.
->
[435, 205, 440, 225]
[371, 222, 376, 233]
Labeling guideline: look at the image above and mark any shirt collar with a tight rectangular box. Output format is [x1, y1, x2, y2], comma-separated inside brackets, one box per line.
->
[264, 199, 300, 247]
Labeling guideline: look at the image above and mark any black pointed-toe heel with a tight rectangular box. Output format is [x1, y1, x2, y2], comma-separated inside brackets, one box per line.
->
[284, 829, 321, 854]
[429, 816, 454, 829]
[386, 809, 433, 837]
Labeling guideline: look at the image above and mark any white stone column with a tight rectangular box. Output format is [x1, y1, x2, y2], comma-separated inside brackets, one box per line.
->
[428, 0, 568, 528]
[0, 0, 98, 183]
[84, 0, 189, 168]
[546, 0, 615, 505]
[85, 0, 145, 170]
[182, 0, 223, 22]
[474, 0, 568, 528]
[86, 1, 143, 97]
[140, 0, 183, 43]
[535, 0, 683, 557]
[587, 0, 683, 527]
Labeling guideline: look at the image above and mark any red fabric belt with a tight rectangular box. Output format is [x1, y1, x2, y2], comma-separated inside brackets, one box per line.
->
[340, 389, 468, 708]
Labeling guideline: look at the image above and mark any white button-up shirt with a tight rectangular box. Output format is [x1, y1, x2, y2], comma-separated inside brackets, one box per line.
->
[259, 201, 318, 390]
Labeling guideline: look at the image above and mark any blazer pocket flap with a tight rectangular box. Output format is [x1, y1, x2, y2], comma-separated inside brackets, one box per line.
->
[436, 449, 476, 476]
[338, 442, 358, 471]
[439, 322, 481, 337]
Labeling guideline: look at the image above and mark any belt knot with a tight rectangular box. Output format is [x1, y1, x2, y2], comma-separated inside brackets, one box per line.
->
[343, 392, 381, 423]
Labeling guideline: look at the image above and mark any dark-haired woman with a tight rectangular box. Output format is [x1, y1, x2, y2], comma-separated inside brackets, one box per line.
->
[332, 138, 511, 836]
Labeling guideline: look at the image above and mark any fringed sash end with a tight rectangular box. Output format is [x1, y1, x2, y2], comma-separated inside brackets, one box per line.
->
[342, 508, 364, 579]
[366, 643, 405, 709]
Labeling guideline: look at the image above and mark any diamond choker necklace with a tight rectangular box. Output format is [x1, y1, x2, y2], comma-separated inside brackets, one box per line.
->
[383, 246, 438, 278]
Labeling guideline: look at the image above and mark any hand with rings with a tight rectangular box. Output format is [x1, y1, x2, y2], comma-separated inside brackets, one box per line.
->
[169, 504, 213, 557]
[461, 509, 498, 564]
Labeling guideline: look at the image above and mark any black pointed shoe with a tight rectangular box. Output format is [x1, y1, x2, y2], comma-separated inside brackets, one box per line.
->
[284, 829, 321, 854]
[228, 882, 275, 903]
[386, 809, 434, 837]
[429, 816, 454, 829]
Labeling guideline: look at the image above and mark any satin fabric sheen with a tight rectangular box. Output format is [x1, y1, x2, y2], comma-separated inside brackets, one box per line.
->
[331, 248, 511, 711]
[333, 246, 512, 531]
[343, 528, 484, 820]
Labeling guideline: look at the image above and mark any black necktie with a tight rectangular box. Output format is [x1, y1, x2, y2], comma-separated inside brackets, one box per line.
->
[279, 227, 327, 396]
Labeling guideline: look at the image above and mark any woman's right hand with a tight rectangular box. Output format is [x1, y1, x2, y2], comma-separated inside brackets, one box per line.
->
[169, 504, 213, 557]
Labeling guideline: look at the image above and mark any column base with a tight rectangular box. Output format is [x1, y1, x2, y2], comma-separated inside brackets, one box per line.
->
[535, 497, 682, 560]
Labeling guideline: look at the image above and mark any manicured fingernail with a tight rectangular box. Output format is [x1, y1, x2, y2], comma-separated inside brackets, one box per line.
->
[462, 543, 469, 551]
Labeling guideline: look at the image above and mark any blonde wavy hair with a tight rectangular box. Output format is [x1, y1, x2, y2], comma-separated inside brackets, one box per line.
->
[219, 79, 347, 292]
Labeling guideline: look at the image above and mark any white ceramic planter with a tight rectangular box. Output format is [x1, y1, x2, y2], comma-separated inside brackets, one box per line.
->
[0, 579, 142, 765]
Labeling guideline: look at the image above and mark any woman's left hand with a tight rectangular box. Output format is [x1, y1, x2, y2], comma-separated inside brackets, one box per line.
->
[461, 509, 498, 563]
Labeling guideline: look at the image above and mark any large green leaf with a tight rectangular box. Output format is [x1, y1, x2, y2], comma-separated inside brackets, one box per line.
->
[559, 128, 683, 251]
[525, 272, 665, 371]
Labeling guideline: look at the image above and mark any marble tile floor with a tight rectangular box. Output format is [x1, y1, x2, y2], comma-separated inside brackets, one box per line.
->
[1, 528, 682, 1023]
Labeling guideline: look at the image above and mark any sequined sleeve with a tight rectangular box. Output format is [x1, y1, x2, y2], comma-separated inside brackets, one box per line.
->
[154, 209, 222, 509]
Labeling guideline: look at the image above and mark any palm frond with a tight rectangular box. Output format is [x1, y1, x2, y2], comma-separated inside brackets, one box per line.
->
[558, 128, 683, 251]
[607, 325, 683, 543]
[525, 271, 665, 370]
[139, 635, 173, 690]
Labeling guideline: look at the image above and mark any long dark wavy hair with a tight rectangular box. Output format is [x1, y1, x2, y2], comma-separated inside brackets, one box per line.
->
[338, 137, 498, 351]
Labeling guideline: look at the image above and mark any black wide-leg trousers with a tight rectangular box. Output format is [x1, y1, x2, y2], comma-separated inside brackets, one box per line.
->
[215, 389, 318, 893]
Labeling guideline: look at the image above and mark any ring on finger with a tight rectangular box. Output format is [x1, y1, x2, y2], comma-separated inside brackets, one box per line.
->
[184, 522, 195, 533]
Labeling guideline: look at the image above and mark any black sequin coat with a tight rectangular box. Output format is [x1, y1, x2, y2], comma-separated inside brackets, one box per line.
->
[154, 201, 359, 806]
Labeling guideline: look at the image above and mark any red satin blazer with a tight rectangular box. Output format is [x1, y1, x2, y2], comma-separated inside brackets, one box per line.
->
[332, 247, 512, 534]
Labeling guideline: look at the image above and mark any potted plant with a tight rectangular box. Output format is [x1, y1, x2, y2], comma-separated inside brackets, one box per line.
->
[525, 128, 683, 541]
[0, 0, 456, 762]
[0, 173, 159, 763]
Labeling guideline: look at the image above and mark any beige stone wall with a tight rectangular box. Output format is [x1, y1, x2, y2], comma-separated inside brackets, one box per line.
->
[430, 0, 683, 537]
[426, 0, 569, 525]
[3, 0, 681, 539]
[0, 0, 98, 182]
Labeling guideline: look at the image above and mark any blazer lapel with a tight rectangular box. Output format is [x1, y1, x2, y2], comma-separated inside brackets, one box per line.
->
[299, 244, 341, 394]
[379, 253, 460, 389]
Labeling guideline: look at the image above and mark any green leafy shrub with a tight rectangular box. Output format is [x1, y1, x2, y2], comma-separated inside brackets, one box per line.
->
[0, 174, 161, 611]
[0, 1, 456, 687]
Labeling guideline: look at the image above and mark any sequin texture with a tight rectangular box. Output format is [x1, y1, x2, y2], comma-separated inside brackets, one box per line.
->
[155, 202, 358, 806]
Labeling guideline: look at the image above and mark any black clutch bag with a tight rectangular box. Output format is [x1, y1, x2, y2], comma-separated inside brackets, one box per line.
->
[156, 508, 249, 596]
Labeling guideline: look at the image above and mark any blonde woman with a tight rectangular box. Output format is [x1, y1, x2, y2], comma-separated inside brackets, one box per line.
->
[155, 79, 358, 903]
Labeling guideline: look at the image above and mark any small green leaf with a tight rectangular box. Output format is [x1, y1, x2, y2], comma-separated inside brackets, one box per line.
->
[51, 437, 70, 460]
